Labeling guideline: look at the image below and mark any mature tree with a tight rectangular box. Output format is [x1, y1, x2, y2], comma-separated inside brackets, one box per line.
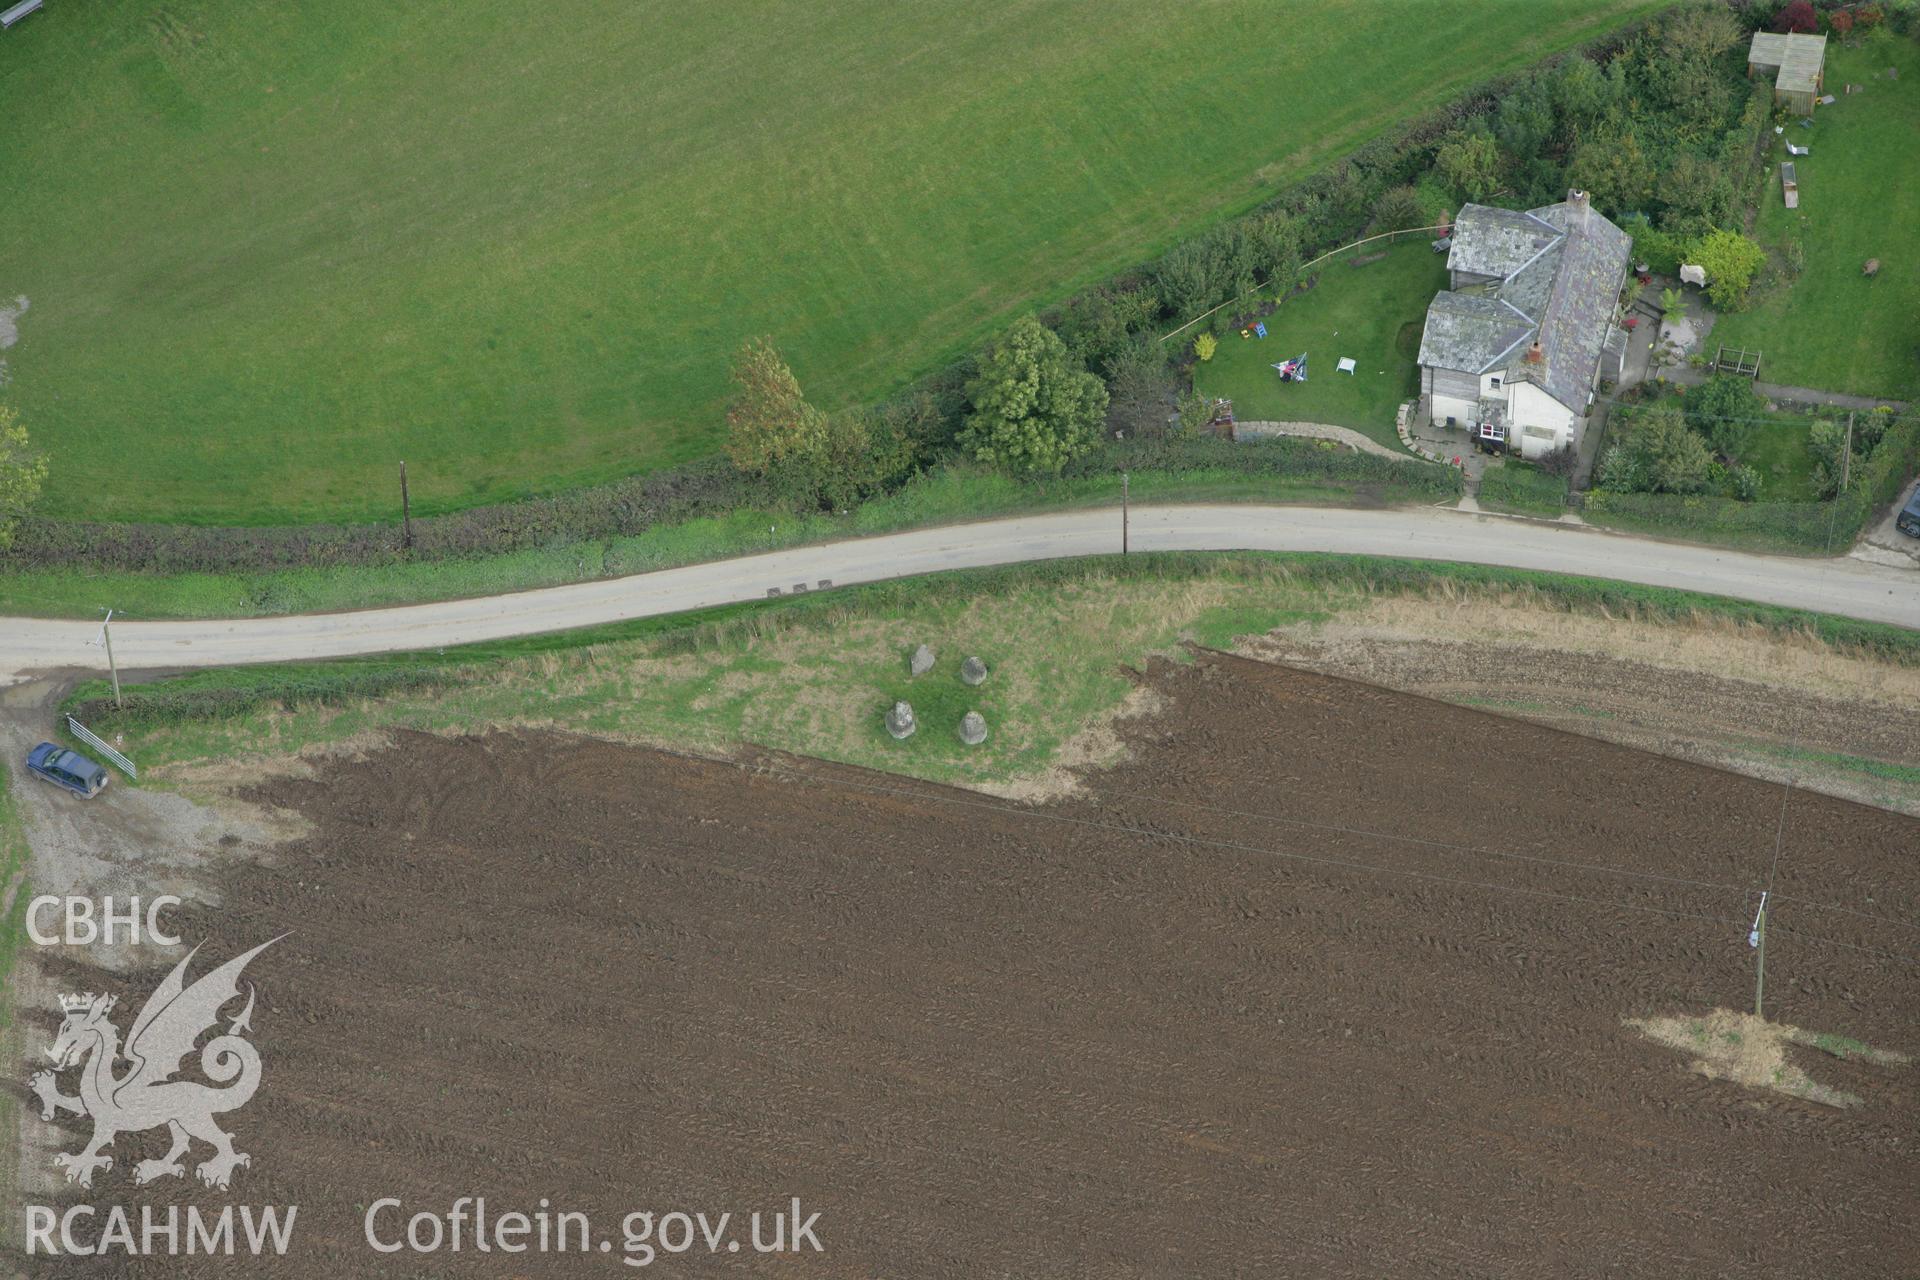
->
[1104, 337, 1178, 439]
[1659, 153, 1736, 236]
[1642, 4, 1743, 137]
[1683, 374, 1763, 457]
[1550, 57, 1621, 137]
[1056, 285, 1160, 378]
[1641, 403, 1715, 493]
[1246, 208, 1303, 294]
[1690, 228, 1768, 310]
[960, 316, 1107, 474]
[1566, 118, 1653, 210]
[1603, 403, 1712, 494]
[0, 404, 47, 552]
[1434, 130, 1502, 201]
[724, 337, 825, 475]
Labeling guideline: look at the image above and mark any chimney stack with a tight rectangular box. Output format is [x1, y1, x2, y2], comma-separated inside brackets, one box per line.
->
[1525, 340, 1545, 364]
[1567, 188, 1590, 229]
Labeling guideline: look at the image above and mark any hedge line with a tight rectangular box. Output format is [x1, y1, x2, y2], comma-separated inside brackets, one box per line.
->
[1477, 464, 1571, 517]
[1074, 436, 1462, 498]
[67, 662, 464, 728]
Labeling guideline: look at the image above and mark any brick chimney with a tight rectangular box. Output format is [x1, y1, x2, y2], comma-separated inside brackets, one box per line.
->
[1525, 339, 1545, 364]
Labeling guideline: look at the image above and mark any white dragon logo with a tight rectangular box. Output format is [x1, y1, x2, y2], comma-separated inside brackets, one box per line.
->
[30, 937, 282, 1190]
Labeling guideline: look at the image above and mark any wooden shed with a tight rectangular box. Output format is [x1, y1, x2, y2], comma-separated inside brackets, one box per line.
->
[1748, 32, 1827, 115]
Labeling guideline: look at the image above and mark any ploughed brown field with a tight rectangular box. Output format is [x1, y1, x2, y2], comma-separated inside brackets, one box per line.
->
[22, 655, 1920, 1277]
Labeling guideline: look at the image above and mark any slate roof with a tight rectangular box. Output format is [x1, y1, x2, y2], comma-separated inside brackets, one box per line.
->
[1443, 204, 1560, 280]
[1417, 193, 1634, 413]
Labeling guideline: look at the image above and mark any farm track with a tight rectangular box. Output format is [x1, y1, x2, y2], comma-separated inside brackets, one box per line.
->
[17, 654, 1918, 1277]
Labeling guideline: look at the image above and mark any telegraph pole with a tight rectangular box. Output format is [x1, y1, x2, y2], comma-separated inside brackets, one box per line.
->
[1749, 891, 1769, 1019]
[1840, 412, 1854, 494]
[99, 609, 123, 710]
[1121, 472, 1130, 556]
[399, 461, 414, 551]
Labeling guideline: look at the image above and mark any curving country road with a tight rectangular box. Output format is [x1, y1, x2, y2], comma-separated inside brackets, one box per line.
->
[3, 504, 1917, 682]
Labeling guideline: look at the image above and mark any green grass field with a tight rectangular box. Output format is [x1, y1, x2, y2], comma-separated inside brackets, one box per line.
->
[1710, 33, 1920, 398]
[1192, 240, 1442, 448]
[0, 0, 1658, 525]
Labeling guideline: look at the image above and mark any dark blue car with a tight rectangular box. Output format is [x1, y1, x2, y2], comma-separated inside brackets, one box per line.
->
[1897, 486, 1920, 539]
[26, 742, 110, 798]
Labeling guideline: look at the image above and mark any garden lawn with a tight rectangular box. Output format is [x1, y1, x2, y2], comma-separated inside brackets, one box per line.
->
[0, 0, 1659, 525]
[1710, 33, 1920, 399]
[1192, 241, 1444, 451]
[1739, 417, 1821, 502]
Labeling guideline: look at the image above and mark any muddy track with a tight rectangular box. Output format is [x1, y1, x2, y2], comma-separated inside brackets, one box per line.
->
[14, 655, 1918, 1277]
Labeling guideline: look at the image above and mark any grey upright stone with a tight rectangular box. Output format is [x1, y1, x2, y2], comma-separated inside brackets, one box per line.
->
[886, 700, 918, 740]
[910, 643, 935, 676]
[958, 711, 987, 746]
[961, 656, 988, 686]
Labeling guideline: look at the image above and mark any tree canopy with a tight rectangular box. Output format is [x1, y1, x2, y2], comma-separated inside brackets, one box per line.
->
[960, 317, 1108, 475]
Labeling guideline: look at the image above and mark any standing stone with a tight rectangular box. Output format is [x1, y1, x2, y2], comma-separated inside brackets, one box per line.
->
[958, 711, 988, 746]
[909, 644, 935, 676]
[960, 656, 988, 686]
[885, 700, 917, 740]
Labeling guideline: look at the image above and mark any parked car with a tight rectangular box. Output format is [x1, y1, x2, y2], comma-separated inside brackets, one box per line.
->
[25, 742, 110, 798]
[1897, 486, 1920, 539]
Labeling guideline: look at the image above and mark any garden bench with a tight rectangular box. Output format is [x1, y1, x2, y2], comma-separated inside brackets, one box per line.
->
[1, 0, 44, 28]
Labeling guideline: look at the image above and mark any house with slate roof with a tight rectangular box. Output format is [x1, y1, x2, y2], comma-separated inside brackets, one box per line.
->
[1416, 190, 1633, 460]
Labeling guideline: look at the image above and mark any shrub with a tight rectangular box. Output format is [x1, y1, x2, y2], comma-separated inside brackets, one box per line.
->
[1689, 228, 1767, 311]
[1601, 403, 1713, 494]
[1730, 464, 1762, 501]
[1371, 185, 1427, 233]
[1193, 333, 1218, 363]
[1774, 0, 1817, 33]
[0, 404, 48, 553]
[1683, 374, 1763, 457]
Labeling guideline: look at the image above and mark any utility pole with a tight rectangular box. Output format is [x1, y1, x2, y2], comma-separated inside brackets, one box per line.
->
[1749, 891, 1769, 1019]
[99, 609, 123, 710]
[399, 461, 414, 551]
[1840, 412, 1854, 494]
[1121, 472, 1130, 556]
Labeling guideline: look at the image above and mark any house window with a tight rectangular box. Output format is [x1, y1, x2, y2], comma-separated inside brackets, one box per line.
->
[1489, 376, 1502, 387]
[1523, 425, 1555, 440]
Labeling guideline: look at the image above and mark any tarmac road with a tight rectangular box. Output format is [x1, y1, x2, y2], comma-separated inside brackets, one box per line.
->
[4, 504, 1917, 681]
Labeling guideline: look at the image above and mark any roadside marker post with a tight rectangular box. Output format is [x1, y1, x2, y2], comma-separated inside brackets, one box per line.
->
[1749, 890, 1769, 1019]
[1121, 472, 1130, 556]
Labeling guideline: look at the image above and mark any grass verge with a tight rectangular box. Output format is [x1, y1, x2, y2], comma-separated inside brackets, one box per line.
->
[64, 552, 1920, 794]
[0, 456, 1456, 620]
